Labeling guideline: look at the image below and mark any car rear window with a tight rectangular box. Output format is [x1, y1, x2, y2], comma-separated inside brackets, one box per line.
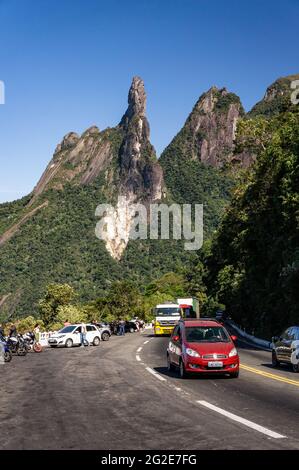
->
[185, 326, 229, 343]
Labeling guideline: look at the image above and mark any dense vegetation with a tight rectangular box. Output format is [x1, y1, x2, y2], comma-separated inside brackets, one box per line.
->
[206, 109, 299, 337]
[160, 152, 234, 236]
[0, 178, 198, 320]
[0, 272, 192, 333]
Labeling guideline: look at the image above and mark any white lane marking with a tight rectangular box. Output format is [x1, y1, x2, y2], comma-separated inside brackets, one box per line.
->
[146, 367, 167, 382]
[197, 400, 286, 439]
[143, 340, 149, 344]
[136, 355, 141, 362]
[137, 347, 142, 352]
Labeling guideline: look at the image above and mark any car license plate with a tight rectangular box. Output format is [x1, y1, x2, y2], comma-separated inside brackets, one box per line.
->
[48, 339, 56, 343]
[208, 361, 223, 368]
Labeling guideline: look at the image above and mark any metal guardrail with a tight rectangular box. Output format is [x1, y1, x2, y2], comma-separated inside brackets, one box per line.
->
[226, 320, 272, 350]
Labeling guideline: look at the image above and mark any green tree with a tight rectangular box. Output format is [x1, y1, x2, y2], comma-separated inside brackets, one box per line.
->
[145, 272, 186, 298]
[56, 304, 87, 326]
[98, 281, 143, 321]
[38, 283, 76, 326]
[16, 315, 45, 334]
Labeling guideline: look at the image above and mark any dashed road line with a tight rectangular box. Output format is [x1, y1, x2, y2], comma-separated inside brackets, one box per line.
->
[145, 367, 167, 382]
[143, 340, 150, 344]
[197, 400, 286, 439]
[137, 347, 142, 352]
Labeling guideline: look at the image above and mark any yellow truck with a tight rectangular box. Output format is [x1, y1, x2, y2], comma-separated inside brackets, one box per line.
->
[153, 298, 199, 336]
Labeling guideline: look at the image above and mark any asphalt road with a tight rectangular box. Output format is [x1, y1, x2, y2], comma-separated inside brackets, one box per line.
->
[1, 331, 299, 450]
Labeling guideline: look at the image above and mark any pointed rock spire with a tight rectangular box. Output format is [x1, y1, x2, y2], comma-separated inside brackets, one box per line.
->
[120, 76, 147, 127]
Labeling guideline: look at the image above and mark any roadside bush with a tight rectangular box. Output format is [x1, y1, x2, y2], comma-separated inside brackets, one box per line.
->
[56, 305, 87, 325]
[16, 315, 45, 334]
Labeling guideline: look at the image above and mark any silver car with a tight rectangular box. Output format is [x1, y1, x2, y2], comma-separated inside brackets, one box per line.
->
[272, 326, 299, 372]
[94, 323, 111, 341]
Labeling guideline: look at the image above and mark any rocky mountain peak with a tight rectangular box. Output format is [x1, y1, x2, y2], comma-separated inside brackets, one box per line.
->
[120, 76, 146, 126]
[177, 86, 245, 167]
[117, 77, 163, 201]
[249, 73, 299, 117]
[27, 76, 163, 259]
[55, 132, 80, 154]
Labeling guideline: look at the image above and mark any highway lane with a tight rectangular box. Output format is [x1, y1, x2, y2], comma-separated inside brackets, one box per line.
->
[1, 331, 299, 450]
[140, 333, 299, 446]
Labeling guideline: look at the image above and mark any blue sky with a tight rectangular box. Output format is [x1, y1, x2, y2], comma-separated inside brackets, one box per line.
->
[0, 0, 298, 203]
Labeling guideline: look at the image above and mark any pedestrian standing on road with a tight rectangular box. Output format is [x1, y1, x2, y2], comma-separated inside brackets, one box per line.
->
[119, 319, 126, 336]
[80, 323, 88, 347]
[33, 324, 40, 342]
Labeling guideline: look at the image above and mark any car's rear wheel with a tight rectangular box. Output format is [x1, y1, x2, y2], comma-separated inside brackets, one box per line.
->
[65, 339, 73, 348]
[292, 363, 299, 373]
[229, 370, 239, 378]
[272, 351, 280, 367]
[101, 332, 110, 341]
[93, 336, 100, 346]
[167, 354, 175, 372]
[179, 359, 188, 379]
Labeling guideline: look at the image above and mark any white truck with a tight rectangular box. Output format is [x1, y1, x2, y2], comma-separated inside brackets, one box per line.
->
[152, 297, 199, 336]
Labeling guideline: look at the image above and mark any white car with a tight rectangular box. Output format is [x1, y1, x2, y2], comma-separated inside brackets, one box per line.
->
[48, 324, 101, 348]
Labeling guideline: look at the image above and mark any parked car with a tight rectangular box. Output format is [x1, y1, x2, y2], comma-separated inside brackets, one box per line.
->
[48, 324, 101, 348]
[167, 318, 239, 378]
[272, 326, 299, 372]
[93, 323, 111, 341]
[125, 321, 138, 333]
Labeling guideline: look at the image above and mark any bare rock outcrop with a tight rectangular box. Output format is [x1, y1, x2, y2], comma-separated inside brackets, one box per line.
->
[181, 86, 246, 168]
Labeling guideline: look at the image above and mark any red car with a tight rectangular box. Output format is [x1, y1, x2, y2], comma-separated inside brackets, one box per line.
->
[167, 319, 239, 378]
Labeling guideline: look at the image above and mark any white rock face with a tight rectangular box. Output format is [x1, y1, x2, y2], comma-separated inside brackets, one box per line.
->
[95, 194, 146, 260]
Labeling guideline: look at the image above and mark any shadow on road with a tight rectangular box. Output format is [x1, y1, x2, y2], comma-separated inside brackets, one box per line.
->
[260, 362, 297, 375]
[154, 366, 234, 380]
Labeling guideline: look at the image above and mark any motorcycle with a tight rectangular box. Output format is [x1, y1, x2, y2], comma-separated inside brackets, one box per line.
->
[4, 341, 12, 362]
[23, 332, 43, 353]
[7, 334, 27, 356]
[0, 338, 12, 362]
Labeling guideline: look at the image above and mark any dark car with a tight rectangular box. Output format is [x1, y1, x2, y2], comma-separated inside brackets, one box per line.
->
[125, 321, 138, 333]
[272, 326, 299, 372]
